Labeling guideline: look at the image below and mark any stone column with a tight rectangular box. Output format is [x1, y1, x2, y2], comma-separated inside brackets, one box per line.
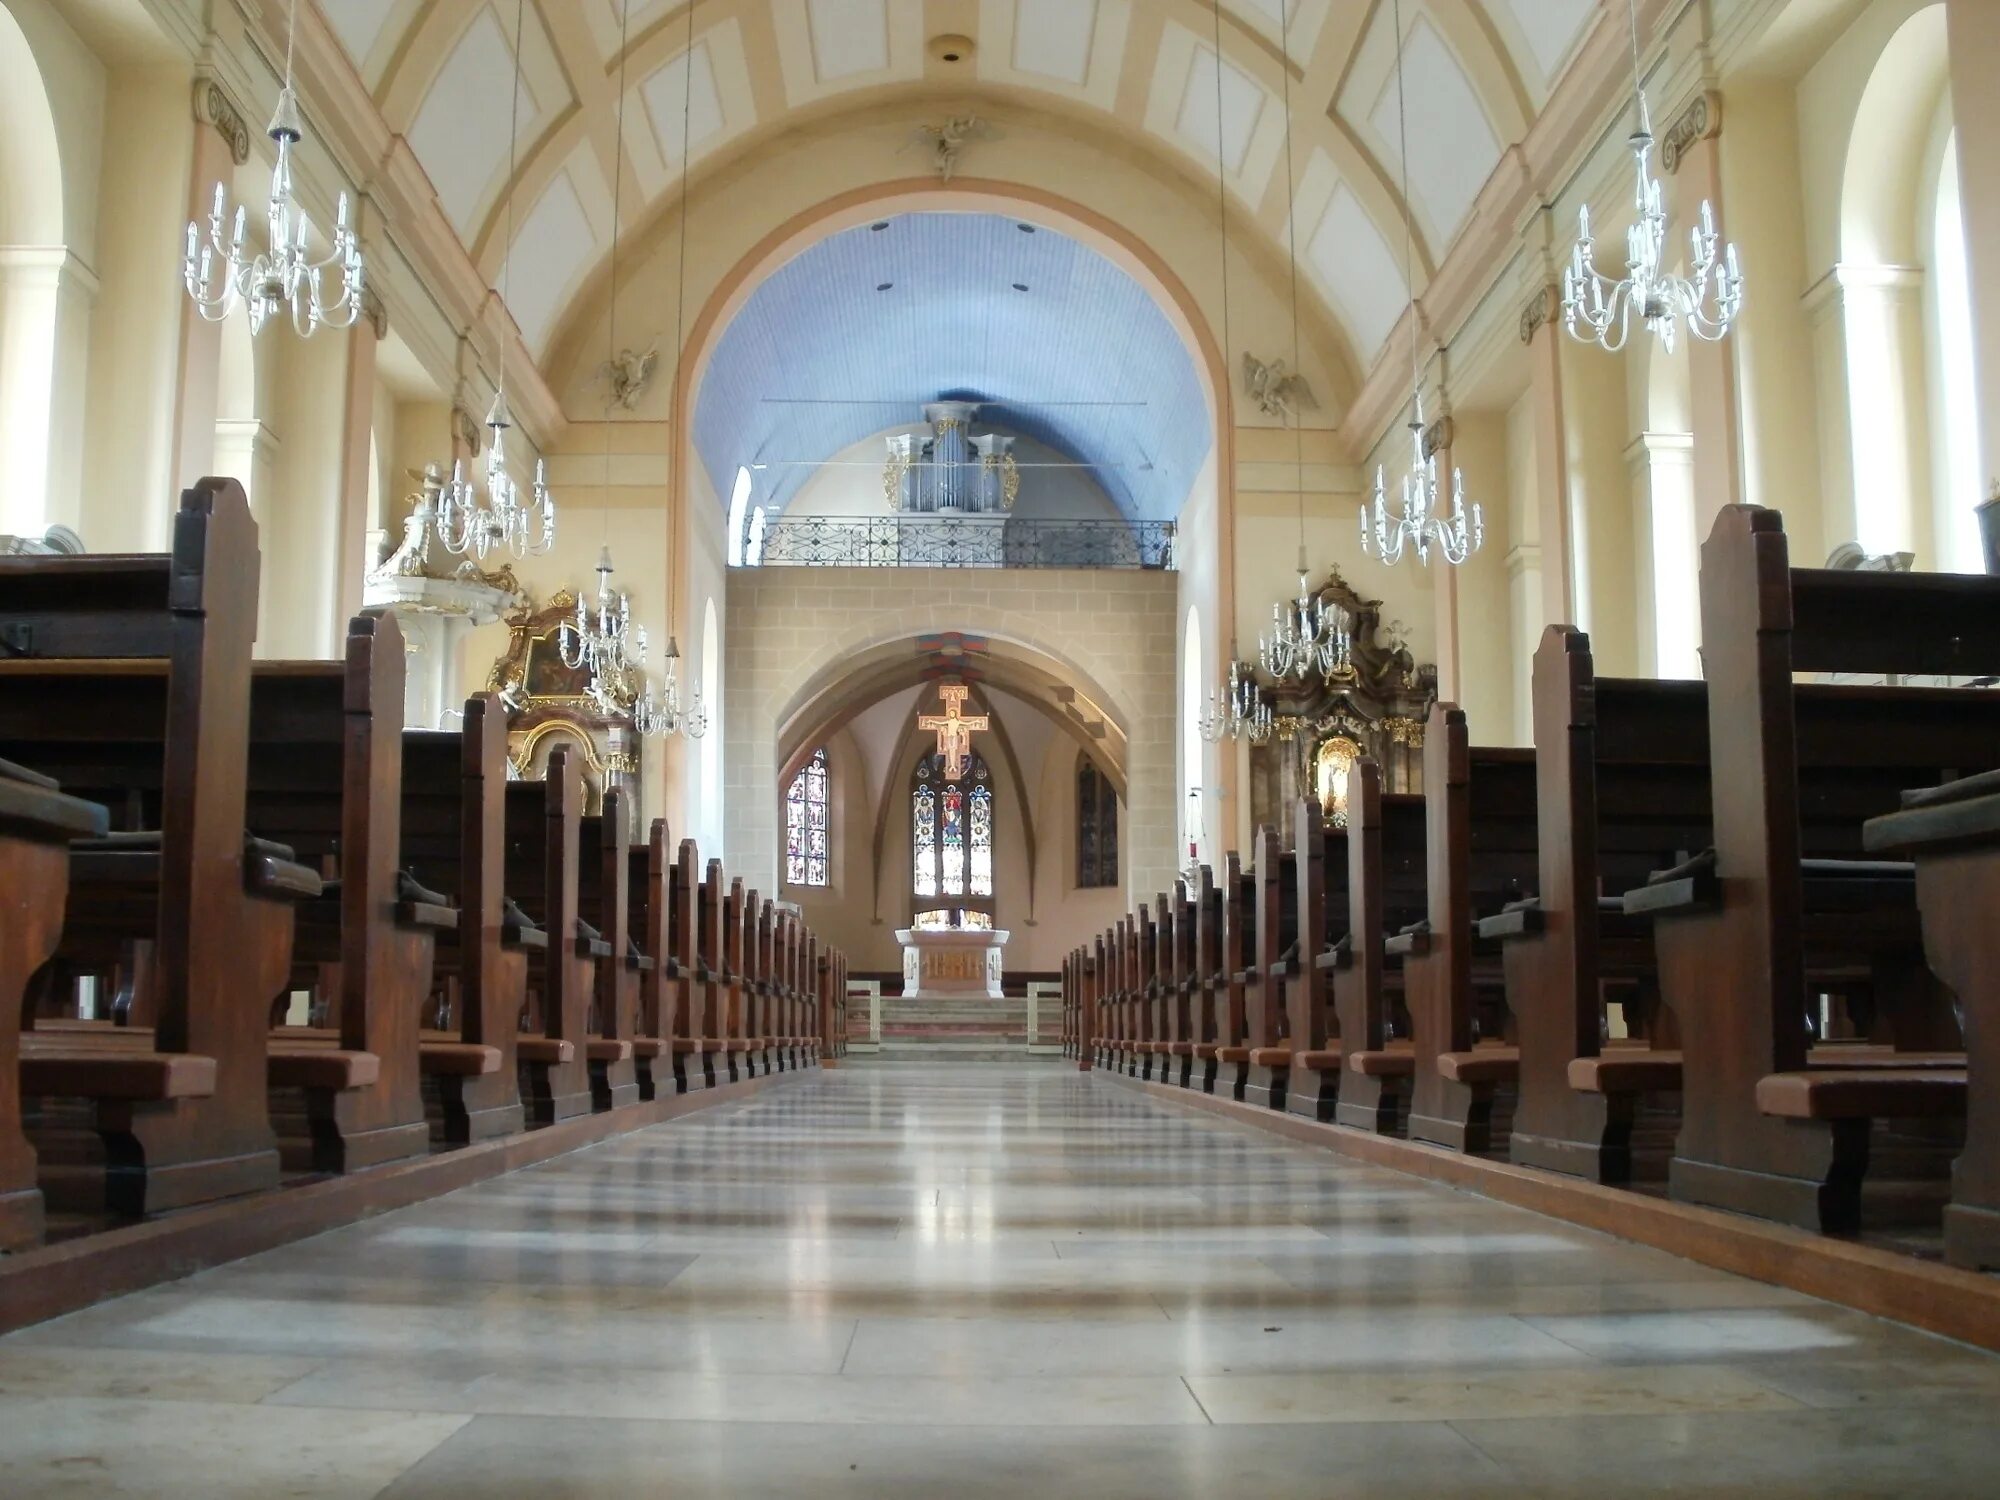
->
[0, 248, 96, 537]
[1626, 431, 1699, 678]
[170, 80, 253, 506]
[1947, 0, 2000, 510]
[1426, 413, 1462, 704]
[1520, 283, 1572, 627]
[334, 279, 387, 633]
[1661, 91, 1744, 527]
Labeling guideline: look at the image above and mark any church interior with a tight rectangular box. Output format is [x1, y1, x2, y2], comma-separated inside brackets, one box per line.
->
[4, 0, 2000, 1493]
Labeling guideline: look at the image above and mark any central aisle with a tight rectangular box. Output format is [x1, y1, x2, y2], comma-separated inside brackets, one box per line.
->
[4, 1065, 1998, 1496]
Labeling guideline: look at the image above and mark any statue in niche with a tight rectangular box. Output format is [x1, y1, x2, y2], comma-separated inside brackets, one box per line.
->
[908, 116, 995, 181]
[598, 341, 658, 411]
[1242, 352, 1318, 423]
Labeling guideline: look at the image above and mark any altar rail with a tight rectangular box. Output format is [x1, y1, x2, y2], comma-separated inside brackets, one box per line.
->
[752, 517, 1176, 570]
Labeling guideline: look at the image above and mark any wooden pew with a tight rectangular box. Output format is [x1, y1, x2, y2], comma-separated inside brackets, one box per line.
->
[748, 893, 774, 1076]
[1866, 773, 2000, 1269]
[400, 699, 523, 1144]
[1634, 504, 2000, 1231]
[1164, 884, 1197, 1088]
[698, 863, 740, 1084]
[626, 819, 674, 1100]
[248, 618, 445, 1174]
[502, 748, 595, 1126]
[1401, 709, 1537, 1153]
[1288, 800, 1347, 1122]
[0, 479, 320, 1217]
[1335, 762, 1426, 1134]
[577, 791, 642, 1111]
[670, 840, 713, 1091]
[1215, 853, 1255, 1100]
[1244, 825, 1295, 1110]
[1485, 627, 1707, 1182]
[0, 761, 108, 1247]
[1188, 865, 1222, 1093]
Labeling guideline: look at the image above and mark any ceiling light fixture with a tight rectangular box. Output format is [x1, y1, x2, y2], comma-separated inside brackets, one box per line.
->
[1563, 0, 1744, 353]
[1360, 0, 1482, 569]
[183, 0, 365, 336]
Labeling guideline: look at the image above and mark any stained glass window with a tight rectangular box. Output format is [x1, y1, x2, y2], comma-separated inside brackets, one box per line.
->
[785, 746, 830, 887]
[1077, 757, 1119, 888]
[913, 750, 995, 920]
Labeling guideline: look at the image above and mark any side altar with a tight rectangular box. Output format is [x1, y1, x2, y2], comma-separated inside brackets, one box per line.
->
[896, 927, 1010, 1000]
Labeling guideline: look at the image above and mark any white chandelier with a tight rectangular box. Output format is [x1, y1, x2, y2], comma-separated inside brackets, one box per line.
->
[425, 1, 556, 563]
[183, 0, 365, 336]
[630, 638, 708, 741]
[434, 395, 556, 560]
[1361, 391, 1482, 567]
[1260, 558, 1351, 682]
[1198, 659, 1273, 744]
[1563, 0, 1743, 354]
[1360, 0, 1484, 571]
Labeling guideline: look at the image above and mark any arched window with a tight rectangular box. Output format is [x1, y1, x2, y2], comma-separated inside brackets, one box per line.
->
[726, 466, 752, 566]
[912, 748, 993, 926]
[1076, 757, 1118, 889]
[785, 746, 830, 887]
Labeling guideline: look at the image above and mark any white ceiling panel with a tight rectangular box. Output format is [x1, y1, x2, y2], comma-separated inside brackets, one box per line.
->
[408, 7, 544, 234]
[640, 42, 725, 164]
[1499, 0, 1596, 81]
[1176, 43, 1263, 174]
[1013, 0, 1097, 85]
[324, 0, 400, 64]
[1307, 183, 1407, 358]
[1365, 17, 1499, 249]
[505, 170, 598, 352]
[807, 0, 890, 80]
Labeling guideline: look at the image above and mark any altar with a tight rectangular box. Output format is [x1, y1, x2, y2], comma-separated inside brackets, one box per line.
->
[896, 926, 1010, 999]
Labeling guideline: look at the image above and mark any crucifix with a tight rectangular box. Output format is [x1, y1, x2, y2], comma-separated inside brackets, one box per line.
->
[919, 683, 988, 781]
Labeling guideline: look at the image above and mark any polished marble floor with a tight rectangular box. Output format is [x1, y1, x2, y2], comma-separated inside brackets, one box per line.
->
[3, 1064, 1999, 1497]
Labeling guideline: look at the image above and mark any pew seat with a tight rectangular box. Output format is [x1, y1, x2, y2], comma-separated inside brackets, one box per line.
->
[1346, 1047, 1416, 1078]
[1215, 1045, 1250, 1064]
[1294, 1048, 1343, 1071]
[1168, 1042, 1195, 1058]
[632, 1039, 667, 1061]
[418, 1039, 504, 1077]
[586, 1040, 635, 1063]
[1756, 1069, 1966, 1120]
[1436, 1046, 1520, 1086]
[517, 1038, 577, 1065]
[20, 1043, 217, 1101]
[1192, 1043, 1220, 1061]
[266, 1047, 381, 1093]
[1568, 1051, 1685, 1094]
[1247, 1047, 1291, 1067]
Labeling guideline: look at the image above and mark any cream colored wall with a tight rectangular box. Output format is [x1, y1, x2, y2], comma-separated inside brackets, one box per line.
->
[725, 566, 1178, 910]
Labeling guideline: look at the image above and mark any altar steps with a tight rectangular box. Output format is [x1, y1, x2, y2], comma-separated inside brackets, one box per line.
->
[872, 995, 1033, 1059]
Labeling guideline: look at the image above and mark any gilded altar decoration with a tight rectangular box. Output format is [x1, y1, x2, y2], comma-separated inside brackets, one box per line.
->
[485, 591, 641, 826]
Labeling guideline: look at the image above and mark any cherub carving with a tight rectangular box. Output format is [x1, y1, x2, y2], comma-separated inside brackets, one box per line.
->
[1243, 352, 1318, 422]
[598, 341, 658, 411]
[908, 116, 995, 182]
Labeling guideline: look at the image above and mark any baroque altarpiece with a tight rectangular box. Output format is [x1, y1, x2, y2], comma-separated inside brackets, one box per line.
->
[485, 592, 640, 829]
[1246, 567, 1438, 836]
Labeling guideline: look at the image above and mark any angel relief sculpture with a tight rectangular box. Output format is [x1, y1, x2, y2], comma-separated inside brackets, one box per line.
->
[1243, 352, 1318, 424]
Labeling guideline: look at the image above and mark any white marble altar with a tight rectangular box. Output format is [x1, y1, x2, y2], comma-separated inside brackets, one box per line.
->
[896, 926, 1009, 999]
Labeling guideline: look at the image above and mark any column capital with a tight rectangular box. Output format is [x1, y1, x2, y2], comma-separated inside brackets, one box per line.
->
[191, 77, 253, 167]
[361, 284, 389, 340]
[1421, 414, 1454, 461]
[1661, 90, 1722, 176]
[1518, 284, 1560, 345]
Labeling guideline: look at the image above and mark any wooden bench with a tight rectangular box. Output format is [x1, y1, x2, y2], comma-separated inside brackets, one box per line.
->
[1402, 709, 1537, 1154]
[1485, 627, 1708, 1182]
[1287, 800, 1351, 1122]
[625, 818, 676, 1100]
[399, 697, 523, 1145]
[578, 789, 644, 1112]
[1164, 884, 1197, 1089]
[1186, 866, 1222, 1093]
[1866, 770, 2000, 1269]
[0, 479, 319, 1217]
[1633, 504, 2000, 1232]
[1335, 764, 1427, 1134]
[1242, 826, 1296, 1110]
[502, 747, 595, 1126]
[0, 760, 108, 1247]
[1214, 853, 1255, 1100]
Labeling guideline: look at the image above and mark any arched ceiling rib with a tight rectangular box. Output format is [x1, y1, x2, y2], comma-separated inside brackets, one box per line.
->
[315, 0, 1597, 374]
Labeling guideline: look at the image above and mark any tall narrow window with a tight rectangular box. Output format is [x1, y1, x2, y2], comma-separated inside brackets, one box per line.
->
[785, 746, 829, 887]
[912, 749, 994, 923]
[1077, 758, 1119, 889]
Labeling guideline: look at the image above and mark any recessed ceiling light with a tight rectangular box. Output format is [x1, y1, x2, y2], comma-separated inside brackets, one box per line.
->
[876, 282, 894, 292]
[1012, 283, 1029, 292]
[1017, 223, 1036, 234]
[870, 221, 889, 231]
[928, 33, 974, 64]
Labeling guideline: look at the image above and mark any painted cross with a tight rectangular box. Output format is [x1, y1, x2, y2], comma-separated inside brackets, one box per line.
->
[918, 683, 988, 781]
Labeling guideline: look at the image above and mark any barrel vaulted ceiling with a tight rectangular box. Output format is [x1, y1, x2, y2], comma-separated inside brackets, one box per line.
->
[319, 0, 1602, 377]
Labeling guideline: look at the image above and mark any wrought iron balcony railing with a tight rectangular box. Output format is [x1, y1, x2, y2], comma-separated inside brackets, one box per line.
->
[749, 516, 1176, 570]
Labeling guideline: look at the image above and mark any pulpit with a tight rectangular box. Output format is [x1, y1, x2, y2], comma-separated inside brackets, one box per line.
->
[897, 926, 1009, 999]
